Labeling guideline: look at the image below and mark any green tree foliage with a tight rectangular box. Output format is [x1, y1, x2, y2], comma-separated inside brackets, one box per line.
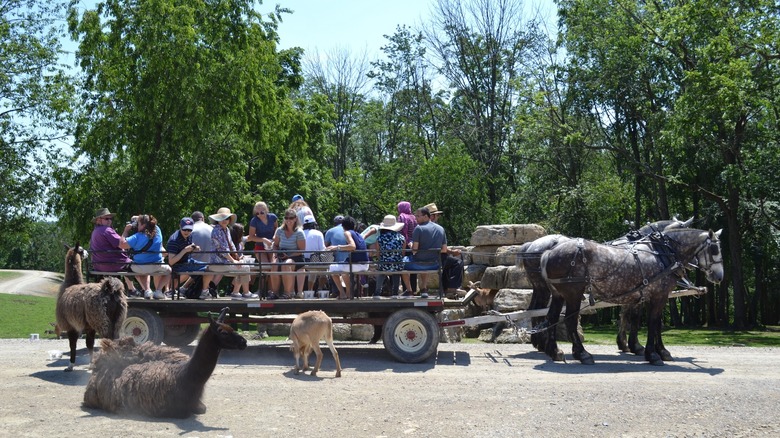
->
[0, 0, 75, 263]
[54, 0, 317, 240]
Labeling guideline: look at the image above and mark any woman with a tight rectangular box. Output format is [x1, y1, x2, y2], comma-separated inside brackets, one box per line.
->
[247, 202, 279, 295]
[119, 214, 172, 299]
[374, 215, 406, 298]
[207, 207, 256, 300]
[326, 216, 370, 299]
[272, 208, 306, 299]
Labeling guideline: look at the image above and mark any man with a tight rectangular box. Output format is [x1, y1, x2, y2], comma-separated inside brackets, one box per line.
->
[324, 215, 348, 296]
[167, 217, 212, 299]
[424, 203, 464, 297]
[191, 210, 219, 298]
[402, 207, 447, 297]
[89, 207, 138, 294]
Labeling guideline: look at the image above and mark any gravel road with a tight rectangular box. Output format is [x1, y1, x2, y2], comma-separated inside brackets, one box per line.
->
[2, 337, 778, 437]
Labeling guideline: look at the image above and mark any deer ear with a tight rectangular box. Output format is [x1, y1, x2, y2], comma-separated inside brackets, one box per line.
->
[217, 307, 229, 323]
[64, 243, 71, 251]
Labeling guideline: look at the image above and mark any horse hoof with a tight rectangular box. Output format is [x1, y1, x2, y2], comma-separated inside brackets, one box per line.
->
[574, 351, 595, 365]
[553, 350, 565, 362]
[631, 347, 646, 356]
[660, 350, 673, 361]
[647, 352, 664, 365]
[64, 367, 73, 372]
[650, 358, 665, 366]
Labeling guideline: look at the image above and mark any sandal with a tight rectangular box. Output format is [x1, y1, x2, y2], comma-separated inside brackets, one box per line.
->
[266, 292, 278, 300]
[280, 293, 291, 299]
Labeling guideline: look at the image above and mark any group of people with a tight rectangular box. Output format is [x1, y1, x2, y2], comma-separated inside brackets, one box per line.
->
[88, 196, 464, 301]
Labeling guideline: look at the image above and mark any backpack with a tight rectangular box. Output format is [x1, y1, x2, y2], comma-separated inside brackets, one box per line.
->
[182, 276, 204, 299]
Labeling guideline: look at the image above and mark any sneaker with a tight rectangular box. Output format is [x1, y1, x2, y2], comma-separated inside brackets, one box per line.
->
[165, 291, 175, 300]
[243, 292, 259, 299]
[153, 290, 166, 300]
[144, 290, 153, 299]
[230, 293, 244, 300]
[401, 290, 413, 298]
[372, 295, 382, 300]
[129, 288, 143, 298]
[266, 292, 278, 300]
[280, 293, 291, 300]
[420, 291, 429, 298]
[198, 290, 211, 300]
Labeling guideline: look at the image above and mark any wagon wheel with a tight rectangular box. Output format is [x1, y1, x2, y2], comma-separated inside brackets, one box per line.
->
[121, 308, 164, 344]
[382, 309, 439, 363]
[162, 317, 201, 347]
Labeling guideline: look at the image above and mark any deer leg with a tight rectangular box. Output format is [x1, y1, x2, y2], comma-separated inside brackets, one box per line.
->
[327, 338, 342, 378]
[66, 330, 79, 372]
[311, 343, 323, 377]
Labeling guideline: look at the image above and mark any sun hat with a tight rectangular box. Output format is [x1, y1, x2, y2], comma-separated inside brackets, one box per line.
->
[180, 217, 194, 230]
[292, 194, 304, 202]
[424, 203, 443, 215]
[333, 215, 345, 225]
[303, 214, 316, 225]
[209, 207, 237, 224]
[378, 214, 404, 232]
[92, 207, 115, 223]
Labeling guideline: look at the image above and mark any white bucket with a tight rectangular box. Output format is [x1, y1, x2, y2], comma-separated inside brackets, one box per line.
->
[29, 333, 39, 342]
[317, 290, 329, 299]
[303, 290, 315, 299]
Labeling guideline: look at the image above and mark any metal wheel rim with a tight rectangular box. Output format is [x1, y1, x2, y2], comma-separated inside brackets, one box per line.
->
[122, 316, 151, 344]
[393, 319, 428, 353]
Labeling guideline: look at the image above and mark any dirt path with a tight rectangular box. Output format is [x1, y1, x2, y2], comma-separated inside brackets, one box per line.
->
[1, 338, 779, 437]
[0, 269, 62, 297]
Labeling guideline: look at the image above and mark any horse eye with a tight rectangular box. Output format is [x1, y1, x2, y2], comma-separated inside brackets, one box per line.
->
[709, 245, 720, 256]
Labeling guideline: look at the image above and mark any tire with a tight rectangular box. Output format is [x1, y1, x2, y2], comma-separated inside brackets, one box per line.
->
[162, 320, 201, 347]
[382, 308, 439, 363]
[121, 308, 164, 344]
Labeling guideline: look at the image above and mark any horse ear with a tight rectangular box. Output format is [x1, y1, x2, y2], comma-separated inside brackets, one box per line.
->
[682, 217, 694, 227]
[713, 229, 722, 238]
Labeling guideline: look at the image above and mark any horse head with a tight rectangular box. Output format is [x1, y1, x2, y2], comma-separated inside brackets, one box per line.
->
[695, 229, 724, 284]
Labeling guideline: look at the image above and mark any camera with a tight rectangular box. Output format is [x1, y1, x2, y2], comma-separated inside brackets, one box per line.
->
[126, 217, 138, 232]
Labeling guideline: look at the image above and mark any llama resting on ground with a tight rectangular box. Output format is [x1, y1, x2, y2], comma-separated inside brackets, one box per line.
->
[83, 307, 247, 418]
[56, 243, 127, 371]
[290, 310, 342, 377]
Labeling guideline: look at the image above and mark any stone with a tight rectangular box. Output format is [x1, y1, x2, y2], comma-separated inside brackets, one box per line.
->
[469, 245, 502, 265]
[480, 266, 507, 290]
[494, 245, 528, 266]
[470, 224, 547, 246]
[504, 266, 532, 289]
[463, 264, 486, 286]
[493, 288, 533, 312]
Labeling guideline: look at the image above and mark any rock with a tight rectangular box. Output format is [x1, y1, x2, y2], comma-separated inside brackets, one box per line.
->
[494, 245, 528, 266]
[480, 266, 507, 289]
[439, 308, 466, 343]
[463, 264, 487, 286]
[470, 224, 546, 246]
[493, 289, 533, 312]
[469, 245, 502, 265]
[504, 266, 532, 289]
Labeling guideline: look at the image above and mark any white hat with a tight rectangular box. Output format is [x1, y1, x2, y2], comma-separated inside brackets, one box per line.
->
[303, 214, 316, 225]
[209, 207, 237, 224]
[378, 214, 404, 232]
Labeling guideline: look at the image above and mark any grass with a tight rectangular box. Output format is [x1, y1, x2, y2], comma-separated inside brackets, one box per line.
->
[581, 325, 780, 348]
[0, 294, 57, 338]
[0, 271, 24, 281]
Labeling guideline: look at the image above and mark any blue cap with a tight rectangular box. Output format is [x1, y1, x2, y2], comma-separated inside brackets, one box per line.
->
[292, 194, 304, 202]
[180, 217, 194, 230]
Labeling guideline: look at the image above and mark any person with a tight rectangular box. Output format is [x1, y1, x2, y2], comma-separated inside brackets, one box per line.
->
[119, 214, 172, 300]
[247, 201, 279, 295]
[166, 217, 212, 299]
[302, 214, 326, 293]
[324, 215, 348, 264]
[289, 195, 313, 229]
[401, 207, 447, 298]
[191, 210, 220, 296]
[230, 222, 258, 296]
[206, 208, 255, 300]
[374, 215, 406, 298]
[326, 216, 370, 299]
[361, 222, 381, 258]
[272, 208, 306, 299]
[397, 201, 418, 293]
[424, 203, 464, 297]
[89, 207, 138, 295]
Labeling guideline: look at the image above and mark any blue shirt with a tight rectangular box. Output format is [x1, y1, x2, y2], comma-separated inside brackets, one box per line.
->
[324, 225, 348, 263]
[348, 230, 369, 263]
[126, 225, 164, 264]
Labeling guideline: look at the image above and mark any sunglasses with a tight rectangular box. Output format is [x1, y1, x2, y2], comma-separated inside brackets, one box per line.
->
[285, 216, 296, 220]
[257, 211, 267, 215]
[101, 217, 113, 221]
[181, 229, 192, 233]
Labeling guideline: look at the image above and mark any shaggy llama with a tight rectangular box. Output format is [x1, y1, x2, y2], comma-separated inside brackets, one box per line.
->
[290, 310, 342, 377]
[56, 243, 127, 371]
[83, 307, 247, 418]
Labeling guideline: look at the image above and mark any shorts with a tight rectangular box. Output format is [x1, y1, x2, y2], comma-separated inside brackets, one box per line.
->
[172, 259, 208, 273]
[279, 254, 306, 271]
[329, 263, 370, 273]
[130, 263, 173, 275]
[402, 255, 439, 271]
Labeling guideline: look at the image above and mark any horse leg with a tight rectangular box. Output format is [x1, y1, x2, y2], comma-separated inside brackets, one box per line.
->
[529, 283, 551, 352]
[566, 299, 593, 365]
[627, 304, 645, 356]
[66, 330, 79, 372]
[543, 294, 565, 362]
[644, 297, 666, 365]
[655, 321, 673, 362]
[616, 306, 630, 352]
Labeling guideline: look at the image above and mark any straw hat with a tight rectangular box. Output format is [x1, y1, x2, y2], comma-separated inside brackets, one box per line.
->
[209, 207, 237, 224]
[92, 207, 115, 223]
[424, 203, 443, 215]
[378, 214, 404, 232]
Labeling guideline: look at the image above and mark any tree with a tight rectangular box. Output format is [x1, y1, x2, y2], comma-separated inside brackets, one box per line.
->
[56, 0, 310, 239]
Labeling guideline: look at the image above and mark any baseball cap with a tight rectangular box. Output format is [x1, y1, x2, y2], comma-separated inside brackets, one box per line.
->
[180, 217, 194, 230]
[292, 194, 304, 202]
[303, 214, 316, 225]
[333, 215, 344, 225]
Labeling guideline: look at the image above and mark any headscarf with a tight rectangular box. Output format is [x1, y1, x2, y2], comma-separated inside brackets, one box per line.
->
[397, 201, 416, 246]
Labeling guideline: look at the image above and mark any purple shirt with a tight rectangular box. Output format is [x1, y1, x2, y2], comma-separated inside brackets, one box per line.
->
[90, 225, 131, 271]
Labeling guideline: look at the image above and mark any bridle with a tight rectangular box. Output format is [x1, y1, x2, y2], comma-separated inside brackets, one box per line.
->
[687, 236, 722, 279]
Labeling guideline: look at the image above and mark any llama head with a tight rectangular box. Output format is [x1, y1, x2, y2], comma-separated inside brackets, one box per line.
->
[207, 307, 247, 351]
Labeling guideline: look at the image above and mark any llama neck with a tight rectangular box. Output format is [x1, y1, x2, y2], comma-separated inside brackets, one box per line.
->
[62, 254, 84, 289]
[182, 328, 221, 385]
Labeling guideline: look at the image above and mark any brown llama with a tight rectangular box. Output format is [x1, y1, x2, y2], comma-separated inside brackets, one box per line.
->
[83, 308, 247, 418]
[56, 243, 127, 371]
[289, 310, 342, 377]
